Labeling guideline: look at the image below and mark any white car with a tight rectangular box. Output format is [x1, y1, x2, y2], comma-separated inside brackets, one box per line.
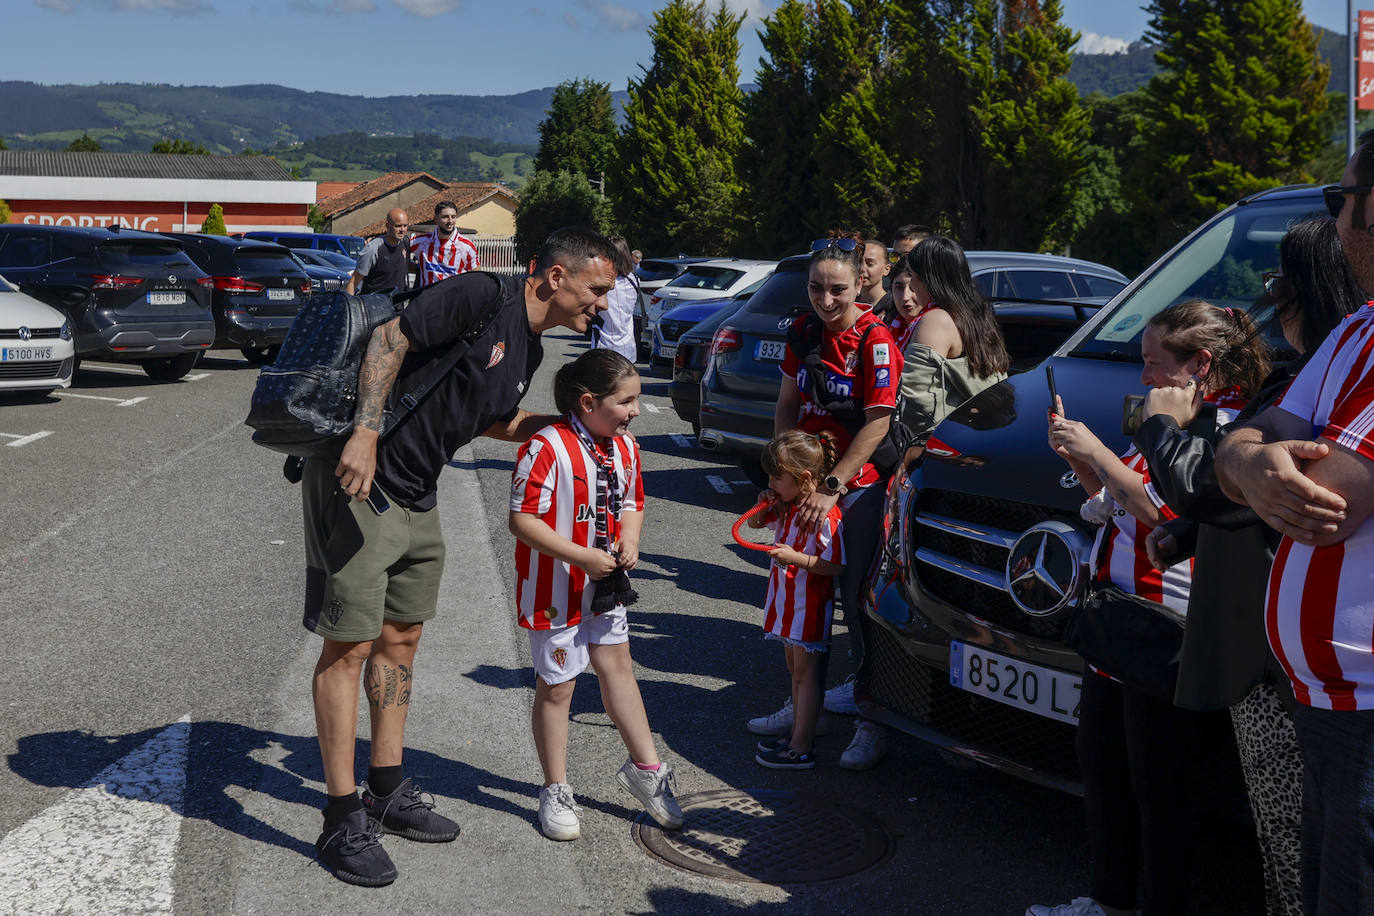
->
[640, 258, 777, 352]
[0, 273, 75, 394]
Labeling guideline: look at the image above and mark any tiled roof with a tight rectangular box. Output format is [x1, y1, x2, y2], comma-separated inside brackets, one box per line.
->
[355, 181, 518, 238]
[315, 171, 445, 218]
[0, 149, 296, 181]
[315, 181, 361, 203]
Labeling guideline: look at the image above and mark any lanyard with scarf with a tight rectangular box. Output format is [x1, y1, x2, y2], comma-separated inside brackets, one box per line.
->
[570, 414, 639, 614]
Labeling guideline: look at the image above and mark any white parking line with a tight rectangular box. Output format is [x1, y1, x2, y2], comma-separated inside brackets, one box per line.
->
[185, 373, 211, 381]
[642, 402, 661, 413]
[78, 363, 145, 375]
[705, 474, 733, 494]
[56, 392, 147, 407]
[1, 431, 53, 447]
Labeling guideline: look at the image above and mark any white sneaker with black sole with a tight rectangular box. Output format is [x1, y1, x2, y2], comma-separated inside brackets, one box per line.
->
[537, 782, 581, 841]
[747, 698, 834, 736]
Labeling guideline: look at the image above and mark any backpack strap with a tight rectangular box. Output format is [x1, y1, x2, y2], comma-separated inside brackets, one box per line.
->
[380, 273, 517, 440]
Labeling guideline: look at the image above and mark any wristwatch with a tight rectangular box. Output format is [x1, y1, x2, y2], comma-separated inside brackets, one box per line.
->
[822, 475, 848, 496]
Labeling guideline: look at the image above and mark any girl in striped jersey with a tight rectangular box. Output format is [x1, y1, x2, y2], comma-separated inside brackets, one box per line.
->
[748, 430, 846, 770]
[1031, 300, 1269, 916]
[508, 350, 684, 842]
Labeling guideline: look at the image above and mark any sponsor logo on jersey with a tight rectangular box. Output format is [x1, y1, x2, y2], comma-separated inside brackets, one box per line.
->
[552, 647, 568, 669]
[796, 367, 809, 389]
[517, 380, 526, 394]
[874, 367, 890, 388]
[487, 341, 506, 369]
[576, 504, 594, 522]
[824, 372, 854, 397]
[872, 342, 890, 366]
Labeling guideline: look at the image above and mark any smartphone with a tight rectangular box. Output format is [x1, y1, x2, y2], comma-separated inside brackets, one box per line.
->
[365, 487, 391, 516]
[1121, 394, 1146, 436]
[1045, 364, 1059, 414]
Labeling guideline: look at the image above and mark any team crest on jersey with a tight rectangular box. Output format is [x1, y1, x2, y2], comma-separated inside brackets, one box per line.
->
[576, 504, 594, 522]
[487, 341, 506, 369]
[844, 351, 859, 374]
[552, 647, 568, 669]
[872, 342, 890, 366]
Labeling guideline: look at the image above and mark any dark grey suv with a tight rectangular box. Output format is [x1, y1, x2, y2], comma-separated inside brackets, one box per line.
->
[0, 226, 215, 380]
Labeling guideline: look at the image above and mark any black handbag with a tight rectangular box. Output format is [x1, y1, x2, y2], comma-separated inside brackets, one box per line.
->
[1063, 536, 1186, 700]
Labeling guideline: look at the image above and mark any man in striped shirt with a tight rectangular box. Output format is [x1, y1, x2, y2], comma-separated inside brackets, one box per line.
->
[410, 200, 479, 287]
[1217, 137, 1374, 916]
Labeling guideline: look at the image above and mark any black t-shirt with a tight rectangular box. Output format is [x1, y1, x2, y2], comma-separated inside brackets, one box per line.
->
[360, 237, 410, 294]
[376, 273, 542, 509]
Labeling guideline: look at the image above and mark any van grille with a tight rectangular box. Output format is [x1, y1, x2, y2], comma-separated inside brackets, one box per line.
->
[911, 489, 1066, 640]
[0, 360, 64, 380]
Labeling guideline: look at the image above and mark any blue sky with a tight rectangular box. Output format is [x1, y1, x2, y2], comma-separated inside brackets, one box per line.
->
[0, 0, 1359, 98]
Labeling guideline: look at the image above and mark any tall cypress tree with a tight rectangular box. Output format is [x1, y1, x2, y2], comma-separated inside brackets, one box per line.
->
[613, 0, 745, 253]
[1130, 0, 1329, 263]
[534, 78, 617, 185]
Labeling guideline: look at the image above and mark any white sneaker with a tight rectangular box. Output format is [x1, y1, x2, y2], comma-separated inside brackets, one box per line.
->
[537, 782, 581, 841]
[839, 719, 888, 770]
[824, 676, 859, 715]
[615, 758, 685, 829]
[1024, 897, 1110, 916]
[746, 697, 794, 735]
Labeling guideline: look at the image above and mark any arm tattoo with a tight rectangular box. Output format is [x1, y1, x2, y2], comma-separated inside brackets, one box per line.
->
[364, 661, 412, 710]
[354, 319, 410, 433]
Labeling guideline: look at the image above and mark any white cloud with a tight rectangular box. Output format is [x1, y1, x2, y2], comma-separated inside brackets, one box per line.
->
[37, 0, 215, 11]
[391, 0, 461, 16]
[575, 0, 646, 32]
[289, 0, 375, 12]
[1077, 32, 1130, 55]
[725, 0, 771, 25]
[563, 10, 579, 28]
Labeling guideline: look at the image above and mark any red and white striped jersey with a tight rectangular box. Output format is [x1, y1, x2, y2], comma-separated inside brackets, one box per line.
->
[1267, 307, 1374, 709]
[1090, 446, 1193, 613]
[761, 502, 845, 643]
[510, 420, 643, 630]
[410, 231, 479, 287]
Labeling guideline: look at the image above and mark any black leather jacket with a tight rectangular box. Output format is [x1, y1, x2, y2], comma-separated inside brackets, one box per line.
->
[1132, 367, 1297, 712]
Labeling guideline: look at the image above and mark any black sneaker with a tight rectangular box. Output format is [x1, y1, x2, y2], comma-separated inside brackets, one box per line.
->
[756, 733, 792, 753]
[315, 808, 397, 887]
[361, 777, 461, 843]
[755, 746, 816, 769]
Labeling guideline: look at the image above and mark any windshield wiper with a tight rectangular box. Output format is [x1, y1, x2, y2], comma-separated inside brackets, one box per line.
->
[1067, 348, 1138, 362]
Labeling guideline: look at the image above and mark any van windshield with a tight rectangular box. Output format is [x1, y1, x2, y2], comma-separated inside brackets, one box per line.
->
[1073, 194, 1327, 359]
[337, 237, 365, 258]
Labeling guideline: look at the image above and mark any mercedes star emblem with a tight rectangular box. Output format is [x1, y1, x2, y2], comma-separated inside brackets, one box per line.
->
[1005, 521, 1091, 617]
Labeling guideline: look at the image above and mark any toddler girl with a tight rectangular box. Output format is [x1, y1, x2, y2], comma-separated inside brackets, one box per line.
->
[748, 429, 846, 769]
[509, 349, 684, 840]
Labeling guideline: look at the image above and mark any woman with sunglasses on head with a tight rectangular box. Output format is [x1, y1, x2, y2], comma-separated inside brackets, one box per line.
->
[1129, 216, 1368, 916]
[745, 230, 902, 770]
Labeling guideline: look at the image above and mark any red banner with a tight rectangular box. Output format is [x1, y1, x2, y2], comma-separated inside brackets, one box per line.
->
[1360, 11, 1374, 110]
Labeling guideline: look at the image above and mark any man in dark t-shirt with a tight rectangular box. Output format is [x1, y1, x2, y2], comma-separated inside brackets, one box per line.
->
[304, 227, 616, 886]
[346, 208, 412, 295]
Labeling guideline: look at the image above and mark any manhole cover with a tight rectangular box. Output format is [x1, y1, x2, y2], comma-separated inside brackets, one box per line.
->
[632, 789, 893, 883]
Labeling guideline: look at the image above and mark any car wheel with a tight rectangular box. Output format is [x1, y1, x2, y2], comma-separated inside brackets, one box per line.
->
[240, 345, 281, 366]
[740, 457, 769, 490]
[141, 352, 201, 381]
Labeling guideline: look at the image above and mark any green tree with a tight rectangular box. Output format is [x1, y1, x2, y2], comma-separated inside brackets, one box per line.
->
[201, 204, 227, 235]
[613, 0, 745, 253]
[1127, 0, 1329, 268]
[514, 170, 614, 264]
[0, 137, 7, 150]
[66, 133, 102, 152]
[0, 199, 10, 224]
[307, 205, 327, 232]
[151, 138, 208, 154]
[534, 78, 617, 186]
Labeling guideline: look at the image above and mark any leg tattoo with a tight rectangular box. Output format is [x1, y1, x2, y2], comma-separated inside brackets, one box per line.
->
[364, 661, 412, 709]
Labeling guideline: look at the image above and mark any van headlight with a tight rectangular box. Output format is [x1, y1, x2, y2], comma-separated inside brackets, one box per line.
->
[59, 320, 72, 341]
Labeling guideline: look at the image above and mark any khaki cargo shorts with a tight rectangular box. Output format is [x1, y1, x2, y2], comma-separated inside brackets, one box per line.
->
[301, 458, 445, 642]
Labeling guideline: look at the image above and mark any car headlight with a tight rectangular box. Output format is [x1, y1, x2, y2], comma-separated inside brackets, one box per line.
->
[59, 320, 72, 341]
[311, 279, 324, 291]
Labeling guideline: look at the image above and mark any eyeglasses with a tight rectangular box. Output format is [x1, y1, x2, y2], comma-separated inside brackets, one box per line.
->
[811, 237, 860, 253]
[888, 249, 916, 265]
[1262, 270, 1283, 293]
[1323, 185, 1374, 218]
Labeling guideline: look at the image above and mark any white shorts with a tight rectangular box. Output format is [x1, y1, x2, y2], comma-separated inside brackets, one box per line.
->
[527, 607, 629, 686]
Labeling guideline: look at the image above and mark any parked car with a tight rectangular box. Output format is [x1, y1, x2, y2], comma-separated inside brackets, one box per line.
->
[643, 259, 777, 357]
[166, 233, 312, 366]
[651, 276, 767, 368]
[632, 256, 712, 359]
[0, 225, 214, 380]
[697, 251, 1129, 487]
[665, 293, 758, 432]
[0, 272, 75, 395]
[241, 231, 366, 260]
[289, 251, 351, 294]
[860, 185, 1320, 792]
[293, 248, 357, 273]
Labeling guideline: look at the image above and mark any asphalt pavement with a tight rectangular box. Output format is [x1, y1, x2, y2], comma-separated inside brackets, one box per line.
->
[0, 333, 1265, 914]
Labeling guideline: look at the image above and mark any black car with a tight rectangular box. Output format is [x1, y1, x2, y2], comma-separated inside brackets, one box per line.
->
[697, 252, 1128, 487]
[167, 234, 311, 365]
[0, 225, 215, 380]
[665, 291, 755, 432]
[289, 250, 352, 294]
[861, 185, 1318, 792]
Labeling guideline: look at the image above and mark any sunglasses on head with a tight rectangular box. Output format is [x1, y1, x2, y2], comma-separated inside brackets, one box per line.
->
[811, 237, 860, 253]
[1323, 185, 1374, 218]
